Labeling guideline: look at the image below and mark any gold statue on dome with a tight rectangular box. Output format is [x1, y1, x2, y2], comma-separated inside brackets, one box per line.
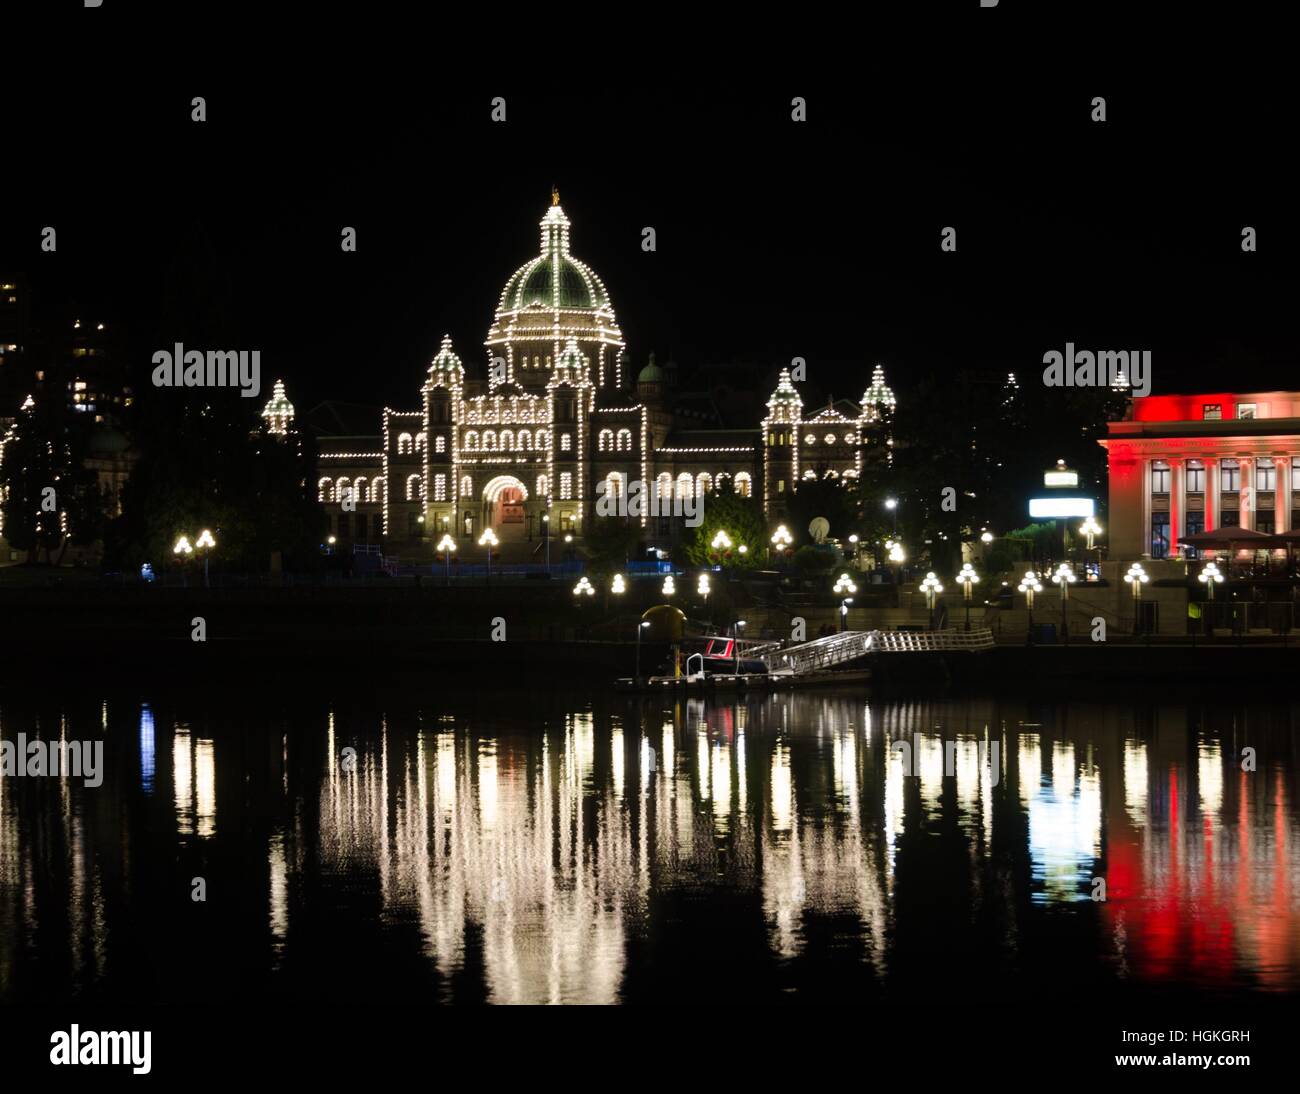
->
[552, 186, 560, 206]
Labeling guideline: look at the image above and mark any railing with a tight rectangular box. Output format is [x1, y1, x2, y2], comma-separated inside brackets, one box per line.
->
[765, 631, 873, 675]
[865, 628, 996, 652]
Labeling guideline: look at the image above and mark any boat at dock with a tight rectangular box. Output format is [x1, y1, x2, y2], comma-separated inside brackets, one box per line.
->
[615, 628, 993, 692]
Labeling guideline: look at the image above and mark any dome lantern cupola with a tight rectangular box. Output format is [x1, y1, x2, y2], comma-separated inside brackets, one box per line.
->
[765, 368, 803, 424]
[425, 334, 465, 389]
[861, 364, 896, 421]
[261, 378, 295, 435]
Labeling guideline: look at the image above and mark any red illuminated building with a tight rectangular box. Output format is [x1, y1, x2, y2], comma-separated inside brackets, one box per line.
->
[1099, 392, 1300, 560]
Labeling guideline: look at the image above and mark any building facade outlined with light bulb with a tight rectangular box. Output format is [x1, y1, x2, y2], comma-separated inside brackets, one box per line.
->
[297, 197, 896, 555]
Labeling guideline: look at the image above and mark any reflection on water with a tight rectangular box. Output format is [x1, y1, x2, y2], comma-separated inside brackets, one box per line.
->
[1, 690, 1299, 1003]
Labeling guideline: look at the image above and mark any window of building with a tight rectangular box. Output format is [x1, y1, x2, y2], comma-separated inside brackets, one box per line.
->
[397, 432, 413, 454]
[405, 474, 421, 501]
[434, 474, 447, 501]
[560, 512, 575, 532]
[1237, 403, 1257, 419]
[735, 472, 752, 497]
[1150, 461, 1170, 493]
[1203, 404, 1222, 420]
[616, 428, 633, 452]
[463, 513, 474, 537]
[1221, 460, 1239, 492]
[560, 472, 573, 500]
[804, 434, 817, 445]
[435, 435, 446, 453]
[408, 513, 422, 536]
[1185, 512, 1204, 536]
[1256, 516, 1275, 534]
[1256, 462, 1276, 491]
[460, 476, 472, 497]
[1185, 461, 1204, 493]
[598, 429, 613, 452]
[1150, 514, 1169, 560]
[1219, 509, 1239, 528]
[560, 433, 572, 452]
[777, 479, 785, 493]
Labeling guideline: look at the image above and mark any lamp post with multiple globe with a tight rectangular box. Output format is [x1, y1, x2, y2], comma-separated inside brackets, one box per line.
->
[956, 562, 980, 632]
[1051, 562, 1077, 643]
[1125, 562, 1149, 634]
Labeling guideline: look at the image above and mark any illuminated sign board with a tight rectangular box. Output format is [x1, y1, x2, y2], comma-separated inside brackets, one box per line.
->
[1029, 496, 1095, 519]
[1043, 470, 1079, 488]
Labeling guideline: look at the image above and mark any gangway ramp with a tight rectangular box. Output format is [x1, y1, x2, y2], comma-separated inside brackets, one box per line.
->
[765, 628, 995, 675]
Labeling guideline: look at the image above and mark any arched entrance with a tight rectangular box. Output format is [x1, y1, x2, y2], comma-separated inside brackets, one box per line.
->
[483, 475, 529, 540]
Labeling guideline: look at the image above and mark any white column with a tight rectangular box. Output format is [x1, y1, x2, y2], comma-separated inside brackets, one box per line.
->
[1204, 457, 1218, 531]
[1276, 456, 1290, 532]
[1141, 456, 1153, 558]
[1171, 458, 1185, 556]
[1239, 456, 1254, 530]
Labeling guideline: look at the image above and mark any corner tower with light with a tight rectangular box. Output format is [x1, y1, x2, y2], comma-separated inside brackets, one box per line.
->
[763, 368, 803, 516]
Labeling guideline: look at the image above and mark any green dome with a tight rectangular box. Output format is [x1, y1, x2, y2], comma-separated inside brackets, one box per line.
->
[638, 360, 666, 384]
[496, 203, 611, 313]
[504, 254, 608, 311]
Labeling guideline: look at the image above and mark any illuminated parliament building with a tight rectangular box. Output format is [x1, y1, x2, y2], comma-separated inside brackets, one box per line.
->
[298, 196, 896, 555]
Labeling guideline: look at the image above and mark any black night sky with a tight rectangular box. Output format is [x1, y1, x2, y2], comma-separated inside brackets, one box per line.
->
[5, 13, 1299, 414]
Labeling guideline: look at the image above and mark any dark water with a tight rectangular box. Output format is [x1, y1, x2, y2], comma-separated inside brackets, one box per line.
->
[2, 686, 1299, 1005]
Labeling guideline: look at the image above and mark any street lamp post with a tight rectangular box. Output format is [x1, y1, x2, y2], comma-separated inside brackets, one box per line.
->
[636, 619, 650, 684]
[770, 524, 792, 564]
[1018, 570, 1043, 643]
[173, 534, 193, 586]
[542, 513, 550, 573]
[733, 619, 746, 673]
[1051, 562, 1077, 643]
[194, 529, 216, 588]
[885, 497, 898, 536]
[437, 533, 456, 586]
[887, 540, 905, 585]
[478, 527, 498, 583]
[956, 562, 979, 631]
[920, 571, 943, 630]
[833, 572, 857, 632]
[1125, 562, 1148, 634]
